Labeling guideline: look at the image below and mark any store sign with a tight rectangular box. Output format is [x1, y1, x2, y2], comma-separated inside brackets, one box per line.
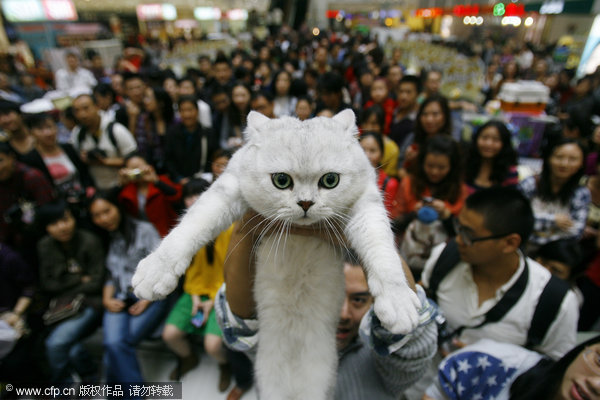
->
[540, 0, 564, 14]
[194, 7, 221, 21]
[493, 3, 525, 16]
[136, 4, 177, 21]
[415, 8, 443, 18]
[453, 4, 480, 16]
[2, 0, 77, 22]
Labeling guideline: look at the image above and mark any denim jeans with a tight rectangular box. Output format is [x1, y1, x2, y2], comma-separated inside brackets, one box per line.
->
[45, 306, 103, 382]
[102, 300, 168, 385]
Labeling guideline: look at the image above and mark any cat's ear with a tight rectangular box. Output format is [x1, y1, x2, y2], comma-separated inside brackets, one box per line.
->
[332, 109, 357, 130]
[245, 111, 270, 142]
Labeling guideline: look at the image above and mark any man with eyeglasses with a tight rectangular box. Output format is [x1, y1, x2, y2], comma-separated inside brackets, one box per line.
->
[421, 187, 578, 361]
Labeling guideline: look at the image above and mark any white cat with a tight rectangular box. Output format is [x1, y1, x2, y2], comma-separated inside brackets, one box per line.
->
[132, 109, 420, 399]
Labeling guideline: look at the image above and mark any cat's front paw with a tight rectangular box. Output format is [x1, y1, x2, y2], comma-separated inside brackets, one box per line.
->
[373, 282, 421, 335]
[132, 251, 184, 300]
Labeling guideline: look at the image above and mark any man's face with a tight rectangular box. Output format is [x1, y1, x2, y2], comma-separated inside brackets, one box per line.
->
[124, 78, 146, 105]
[214, 62, 232, 85]
[397, 82, 418, 111]
[0, 151, 15, 181]
[320, 91, 341, 111]
[66, 54, 79, 71]
[0, 111, 22, 134]
[336, 263, 373, 351]
[425, 72, 442, 95]
[387, 66, 403, 88]
[251, 96, 274, 118]
[72, 96, 99, 128]
[455, 208, 505, 265]
[211, 93, 230, 113]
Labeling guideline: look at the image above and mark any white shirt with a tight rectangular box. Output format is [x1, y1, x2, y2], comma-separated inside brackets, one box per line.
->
[71, 113, 137, 190]
[422, 243, 578, 360]
[55, 67, 97, 92]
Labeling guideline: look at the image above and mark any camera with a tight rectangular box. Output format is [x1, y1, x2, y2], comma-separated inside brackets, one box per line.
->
[127, 168, 143, 179]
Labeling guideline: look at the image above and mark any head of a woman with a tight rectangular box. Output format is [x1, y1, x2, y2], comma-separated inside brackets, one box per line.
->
[466, 120, 517, 184]
[414, 135, 462, 203]
[510, 335, 600, 400]
[230, 82, 252, 113]
[144, 86, 174, 124]
[25, 113, 58, 150]
[415, 95, 452, 145]
[539, 138, 586, 204]
[37, 199, 76, 243]
[359, 131, 385, 169]
[359, 104, 385, 134]
[89, 190, 123, 234]
[273, 70, 292, 97]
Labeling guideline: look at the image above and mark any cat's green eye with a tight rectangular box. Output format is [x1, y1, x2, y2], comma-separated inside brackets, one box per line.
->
[271, 173, 293, 190]
[319, 173, 340, 189]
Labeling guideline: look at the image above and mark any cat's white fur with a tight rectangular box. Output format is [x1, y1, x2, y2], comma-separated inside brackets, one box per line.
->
[132, 109, 420, 399]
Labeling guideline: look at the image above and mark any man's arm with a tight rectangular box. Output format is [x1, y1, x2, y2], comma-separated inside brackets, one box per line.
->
[360, 285, 438, 395]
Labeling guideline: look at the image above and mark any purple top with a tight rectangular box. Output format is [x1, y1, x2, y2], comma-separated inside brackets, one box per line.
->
[0, 244, 35, 313]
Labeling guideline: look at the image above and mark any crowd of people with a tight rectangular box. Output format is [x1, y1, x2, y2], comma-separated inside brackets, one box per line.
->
[1, 24, 600, 400]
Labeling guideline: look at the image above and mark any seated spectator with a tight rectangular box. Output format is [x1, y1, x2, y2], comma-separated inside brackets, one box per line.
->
[88, 190, 169, 386]
[162, 179, 233, 389]
[250, 90, 275, 119]
[54, 51, 97, 93]
[37, 200, 105, 382]
[364, 78, 397, 135]
[22, 113, 95, 219]
[216, 213, 437, 400]
[0, 72, 24, 104]
[71, 94, 137, 190]
[358, 131, 399, 219]
[424, 335, 600, 400]
[0, 100, 35, 159]
[165, 96, 219, 185]
[465, 120, 519, 193]
[535, 238, 583, 284]
[394, 135, 467, 222]
[0, 242, 41, 381]
[117, 154, 181, 237]
[19, 73, 44, 102]
[422, 187, 579, 360]
[177, 76, 212, 129]
[138, 86, 174, 171]
[397, 95, 452, 178]
[199, 149, 232, 184]
[0, 142, 54, 260]
[519, 138, 590, 251]
[359, 105, 399, 178]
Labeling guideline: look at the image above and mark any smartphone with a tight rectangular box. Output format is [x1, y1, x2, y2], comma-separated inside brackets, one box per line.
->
[191, 311, 204, 328]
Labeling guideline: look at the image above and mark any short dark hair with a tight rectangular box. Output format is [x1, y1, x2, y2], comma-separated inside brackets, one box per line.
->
[535, 239, 583, 279]
[0, 100, 21, 115]
[359, 104, 385, 131]
[24, 112, 54, 130]
[317, 72, 345, 94]
[399, 75, 422, 93]
[93, 82, 116, 100]
[177, 95, 198, 110]
[182, 178, 210, 199]
[465, 187, 534, 245]
[36, 199, 70, 229]
[122, 72, 144, 85]
[251, 89, 274, 104]
[211, 148, 233, 162]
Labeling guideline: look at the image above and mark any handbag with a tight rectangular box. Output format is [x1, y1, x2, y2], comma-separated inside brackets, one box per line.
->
[43, 293, 85, 326]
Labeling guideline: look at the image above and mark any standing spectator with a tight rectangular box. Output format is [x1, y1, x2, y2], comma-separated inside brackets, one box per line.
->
[271, 70, 297, 117]
[138, 86, 173, 171]
[37, 200, 104, 383]
[465, 120, 519, 193]
[115, 73, 146, 135]
[71, 94, 137, 190]
[418, 70, 443, 103]
[178, 76, 212, 129]
[117, 154, 181, 238]
[54, 52, 97, 93]
[519, 138, 590, 251]
[88, 190, 169, 386]
[0, 72, 24, 103]
[165, 96, 219, 185]
[93, 83, 119, 122]
[359, 105, 399, 178]
[316, 72, 353, 115]
[221, 82, 251, 149]
[162, 179, 233, 388]
[250, 90, 275, 119]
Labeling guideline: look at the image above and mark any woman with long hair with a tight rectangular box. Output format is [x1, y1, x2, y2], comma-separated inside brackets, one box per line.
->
[465, 120, 519, 193]
[519, 138, 591, 250]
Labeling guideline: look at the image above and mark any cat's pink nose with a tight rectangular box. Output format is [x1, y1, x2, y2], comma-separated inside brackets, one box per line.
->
[297, 201, 314, 212]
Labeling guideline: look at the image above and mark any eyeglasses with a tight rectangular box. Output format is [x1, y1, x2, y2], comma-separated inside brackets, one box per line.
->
[583, 347, 600, 376]
[453, 218, 510, 246]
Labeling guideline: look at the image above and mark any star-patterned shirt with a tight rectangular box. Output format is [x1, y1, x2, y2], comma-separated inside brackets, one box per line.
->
[425, 339, 544, 400]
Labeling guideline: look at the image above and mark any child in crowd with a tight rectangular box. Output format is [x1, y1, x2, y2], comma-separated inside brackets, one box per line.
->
[363, 77, 397, 135]
[162, 179, 233, 391]
[359, 105, 399, 178]
[200, 149, 232, 183]
[294, 96, 314, 121]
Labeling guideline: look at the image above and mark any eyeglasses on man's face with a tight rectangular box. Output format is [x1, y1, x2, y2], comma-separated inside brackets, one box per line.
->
[453, 218, 511, 246]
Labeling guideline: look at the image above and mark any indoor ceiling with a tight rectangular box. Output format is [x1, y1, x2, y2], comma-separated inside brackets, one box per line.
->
[71, 0, 270, 13]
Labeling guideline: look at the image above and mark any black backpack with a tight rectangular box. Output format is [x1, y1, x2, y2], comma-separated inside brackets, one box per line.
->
[427, 239, 570, 349]
[77, 121, 120, 156]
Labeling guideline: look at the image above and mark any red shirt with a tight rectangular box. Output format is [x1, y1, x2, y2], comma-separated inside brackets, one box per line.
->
[377, 169, 399, 219]
[364, 97, 398, 135]
[118, 175, 182, 237]
[392, 175, 468, 218]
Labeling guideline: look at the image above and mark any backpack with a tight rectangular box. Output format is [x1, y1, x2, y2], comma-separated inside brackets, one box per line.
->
[427, 239, 570, 349]
[77, 121, 120, 156]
